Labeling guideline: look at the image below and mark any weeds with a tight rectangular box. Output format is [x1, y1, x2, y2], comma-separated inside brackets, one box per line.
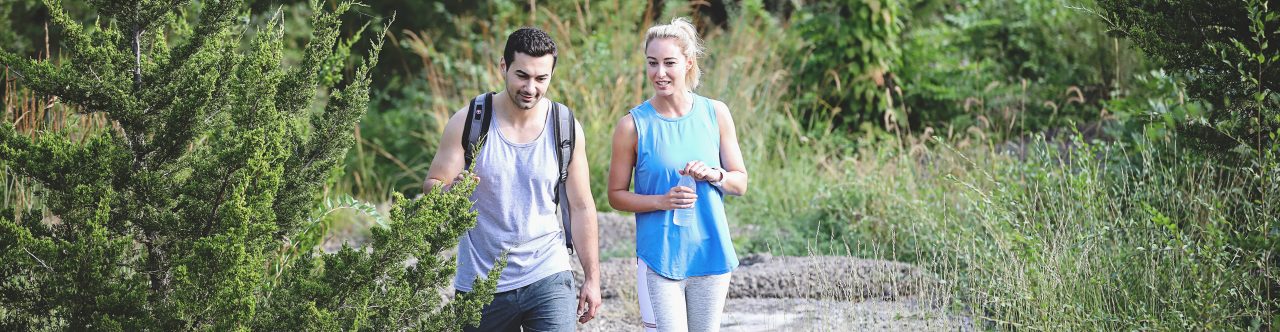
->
[786, 130, 1278, 330]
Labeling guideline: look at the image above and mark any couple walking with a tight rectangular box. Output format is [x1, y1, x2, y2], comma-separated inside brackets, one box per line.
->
[423, 17, 748, 332]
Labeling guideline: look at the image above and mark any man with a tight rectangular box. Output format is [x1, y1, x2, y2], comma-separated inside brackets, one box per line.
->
[422, 27, 602, 331]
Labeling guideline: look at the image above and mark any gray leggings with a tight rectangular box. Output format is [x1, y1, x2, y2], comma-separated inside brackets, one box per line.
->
[637, 259, 732, 332]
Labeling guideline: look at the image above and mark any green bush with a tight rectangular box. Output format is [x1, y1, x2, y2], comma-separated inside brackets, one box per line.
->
[896, 0, 1148, 135]
[0, 1, 495, 329]
[1095, 4, 1279, 312]
[341, 77, 443, 199]
[1097, 0, 1280, 155]
[0, 0, 49, 57]
[786, 0, 1151, 136]
[790, 0, 902, 129]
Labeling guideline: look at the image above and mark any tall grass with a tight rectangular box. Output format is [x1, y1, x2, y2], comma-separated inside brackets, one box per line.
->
[796, 131, 1279, 329]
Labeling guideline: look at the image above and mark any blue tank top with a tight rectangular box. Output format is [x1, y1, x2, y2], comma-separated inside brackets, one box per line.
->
[630, 94, 738, 280]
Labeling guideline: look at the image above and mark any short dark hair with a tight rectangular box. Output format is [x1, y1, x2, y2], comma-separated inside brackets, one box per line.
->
[503, 27, 558, 70]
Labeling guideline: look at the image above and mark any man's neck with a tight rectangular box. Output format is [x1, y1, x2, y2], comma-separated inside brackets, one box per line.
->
[494, 90, 547, 127]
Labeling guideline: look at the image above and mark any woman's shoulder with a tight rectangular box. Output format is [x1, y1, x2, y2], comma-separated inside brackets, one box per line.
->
[628, 99, 654, 114]
[693, 93, 726, 109]
[621, 102, 649, 128]
[616, 113, 635, 127]
[695, 94, 730, 118]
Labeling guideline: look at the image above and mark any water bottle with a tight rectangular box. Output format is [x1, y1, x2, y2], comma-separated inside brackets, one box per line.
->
[673, 174, 697, 227]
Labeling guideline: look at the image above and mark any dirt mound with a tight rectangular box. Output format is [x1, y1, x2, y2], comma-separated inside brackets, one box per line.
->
[588, 213, 941, 301]
[577, 254, 942, 302]
[730, 253, 942, 301]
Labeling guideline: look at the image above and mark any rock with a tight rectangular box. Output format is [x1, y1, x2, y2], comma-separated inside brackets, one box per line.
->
[574, 256, 945, 303]
[739, 253, 773, 266]
[581, 213, 945, 302]
[728, 255, 943, 302]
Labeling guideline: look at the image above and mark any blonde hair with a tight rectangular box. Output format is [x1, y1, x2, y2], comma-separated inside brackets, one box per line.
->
[645, 17, 704, 90]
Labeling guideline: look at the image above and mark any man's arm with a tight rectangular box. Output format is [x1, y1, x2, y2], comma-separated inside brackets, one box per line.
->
[566, 119, 602, 323]
[422, 108, 470, 194]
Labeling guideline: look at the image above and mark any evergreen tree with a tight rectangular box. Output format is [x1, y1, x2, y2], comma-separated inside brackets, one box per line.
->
[0, 0, 497, 329]
[1097, 0, 1279, 154]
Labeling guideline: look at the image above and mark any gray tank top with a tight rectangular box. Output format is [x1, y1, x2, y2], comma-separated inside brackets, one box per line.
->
[454, 109, 572, 292]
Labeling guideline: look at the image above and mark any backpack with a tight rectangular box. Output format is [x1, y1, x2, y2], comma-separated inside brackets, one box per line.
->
[461, 92, 578, 253]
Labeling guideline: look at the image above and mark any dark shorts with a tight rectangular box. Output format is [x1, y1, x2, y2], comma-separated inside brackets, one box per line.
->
[460, 271, 577, 332]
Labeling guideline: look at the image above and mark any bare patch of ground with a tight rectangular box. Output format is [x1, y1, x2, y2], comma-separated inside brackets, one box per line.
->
[573, 213, 971, 331]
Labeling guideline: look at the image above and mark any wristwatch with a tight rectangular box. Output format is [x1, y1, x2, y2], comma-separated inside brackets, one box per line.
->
[710, 168, 726, 187]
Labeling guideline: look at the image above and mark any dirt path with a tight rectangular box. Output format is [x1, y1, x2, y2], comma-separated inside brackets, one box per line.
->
[332, 211, 973, 330]
[575, 213, 972, 331]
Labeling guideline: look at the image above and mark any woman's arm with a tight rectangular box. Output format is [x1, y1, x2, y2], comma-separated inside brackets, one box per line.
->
[710, 100, 749, 196]
[607, 114, 696, 213]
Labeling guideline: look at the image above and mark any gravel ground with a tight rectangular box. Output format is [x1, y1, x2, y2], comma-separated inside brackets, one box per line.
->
[573, 258, 970, 331]
[580, 296, 971, 332]
[572, 213, 972, 331]
[326, 211, 972, 331]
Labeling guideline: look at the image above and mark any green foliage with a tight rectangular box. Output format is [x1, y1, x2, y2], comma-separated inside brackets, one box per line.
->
[785, 0, 1151, 137]
[894, 0, 1148, 135]
[790, 0, 902, 128]
[1094, 5, 1279, 301]
[1104, 69, 1212, 147]
[341, 79, 442, 199]
[1097, 0, 1280, 155]
[0, 0, 52, 56]
[0, 0, 494, 329]
[783, 133, 1278, 329]
[339, 0, 520, 199]
[290, 193, 387, 251]
[256, 184, 502, 331]
[0, 1, 21, 53]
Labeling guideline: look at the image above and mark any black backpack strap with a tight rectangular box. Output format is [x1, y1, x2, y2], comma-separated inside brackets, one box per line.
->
[462, 92, 494, 172]
[551, 102, 576, 253]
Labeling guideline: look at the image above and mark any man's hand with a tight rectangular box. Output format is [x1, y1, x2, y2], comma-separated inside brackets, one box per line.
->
[444, 171, 480, 192]
[424, 171, 480, 194]
[576, 277, 601, 323]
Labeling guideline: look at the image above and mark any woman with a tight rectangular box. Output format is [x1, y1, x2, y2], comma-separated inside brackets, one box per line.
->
[607, 17, 749, 332]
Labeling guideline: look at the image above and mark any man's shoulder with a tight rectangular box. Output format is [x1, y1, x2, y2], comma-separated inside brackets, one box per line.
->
[546, 99, 571, 111]
[546, 99, 577, 122]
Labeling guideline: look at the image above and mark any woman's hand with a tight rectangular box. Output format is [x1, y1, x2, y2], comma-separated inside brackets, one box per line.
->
[681, 160, 723, 182]
[659, 185, 697, 210]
